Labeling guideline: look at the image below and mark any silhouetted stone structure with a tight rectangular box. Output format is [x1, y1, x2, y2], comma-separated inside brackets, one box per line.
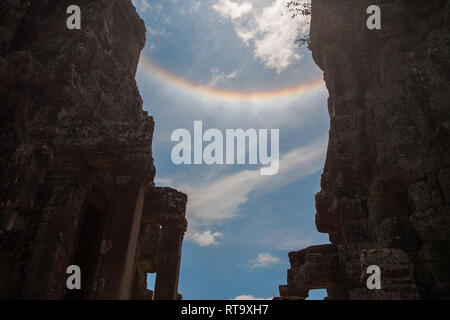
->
[0, 0, 187, 300]
[279, 0, 450, 300]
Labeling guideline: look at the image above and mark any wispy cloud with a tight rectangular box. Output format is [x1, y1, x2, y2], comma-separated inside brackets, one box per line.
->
[213, 0, 310, 73]
[208, 68, 240, 87]
[163, 135, 327, 227]
[179, 1, 202, 15]
[147, 25, 171, 38]
[158, 135, 327, 246]
[250, 253, 281, 268]
[132, 0, 156, 13]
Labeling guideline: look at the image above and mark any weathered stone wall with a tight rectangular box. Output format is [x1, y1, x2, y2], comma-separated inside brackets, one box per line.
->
[0, 0, 187, 300]
[279, 0, 450, 300]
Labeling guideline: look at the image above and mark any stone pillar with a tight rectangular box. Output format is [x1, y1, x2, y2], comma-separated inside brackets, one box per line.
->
[118, 184, 146, 299]
[138, 187, 187, 300]
[154, 213, 187, 300]
[89, 182, 143, 300]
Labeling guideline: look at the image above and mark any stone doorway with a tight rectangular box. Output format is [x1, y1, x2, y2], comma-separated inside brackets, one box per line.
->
[66, 202, 107, 299]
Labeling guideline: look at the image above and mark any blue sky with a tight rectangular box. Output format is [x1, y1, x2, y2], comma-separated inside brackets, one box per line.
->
[132, 0, 329, 300]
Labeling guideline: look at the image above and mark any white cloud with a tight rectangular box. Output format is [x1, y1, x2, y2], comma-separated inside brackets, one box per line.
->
[233, 295, 273, 300]
[213, 0, 253, 20]
[251, 253, 280, 268]
[208, 68, 240, 87]
[213, 0, 310, 73]
[190, 230, 224, 247]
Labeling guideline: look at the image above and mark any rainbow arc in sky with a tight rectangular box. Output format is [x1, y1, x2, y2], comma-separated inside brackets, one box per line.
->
[138, 55, 326, 101]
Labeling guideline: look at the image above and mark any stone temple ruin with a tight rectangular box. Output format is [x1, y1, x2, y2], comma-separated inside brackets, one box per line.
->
[1, 0, 450, 302]
[0, 1, 187, 299]
[278, 0, 450, 300]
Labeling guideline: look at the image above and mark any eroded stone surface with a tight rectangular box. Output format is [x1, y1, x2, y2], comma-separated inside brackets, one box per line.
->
[0, 0, 187, 300]
[280, 0, 450, 300]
